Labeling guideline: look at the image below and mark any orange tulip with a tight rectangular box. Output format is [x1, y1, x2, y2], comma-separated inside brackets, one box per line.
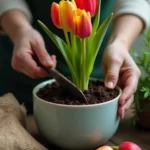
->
[74, 0, 98, 16]
[51, 0, 77, 32]
[73, 9, 92, 38]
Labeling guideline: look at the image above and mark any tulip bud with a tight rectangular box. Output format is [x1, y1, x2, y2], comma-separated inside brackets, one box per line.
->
[118, 142, 141, 150]
[74, 0, 98, 16]
[51, 2, 61, 28]
[73, 9, 92, 38]
[59, 0, 77, 32]
[96, 145, 113, 150]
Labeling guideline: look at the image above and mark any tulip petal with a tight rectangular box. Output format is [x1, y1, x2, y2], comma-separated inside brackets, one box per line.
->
[59, 0, 76, 32]
[74, 0, 98, 16]
[96, 146, 113, 150]
[51, 2, 61, 28]
[74, 10, 92, 38]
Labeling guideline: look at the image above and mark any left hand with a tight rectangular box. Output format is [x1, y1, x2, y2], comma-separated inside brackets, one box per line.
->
[102, 41, 141, 118]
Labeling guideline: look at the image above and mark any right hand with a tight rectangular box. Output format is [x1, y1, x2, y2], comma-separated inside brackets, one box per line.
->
[102, 41, 141, 118]
[11, 26, 56, 78]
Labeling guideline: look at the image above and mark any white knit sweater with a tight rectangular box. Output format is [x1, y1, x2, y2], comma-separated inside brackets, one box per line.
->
[0, 0, 150, 29]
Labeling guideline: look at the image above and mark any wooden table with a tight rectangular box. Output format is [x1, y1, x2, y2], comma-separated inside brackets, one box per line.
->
[27, 108, 150, 150]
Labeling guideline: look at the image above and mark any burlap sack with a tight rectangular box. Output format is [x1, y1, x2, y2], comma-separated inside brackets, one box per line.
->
[0, 93, 48, 150]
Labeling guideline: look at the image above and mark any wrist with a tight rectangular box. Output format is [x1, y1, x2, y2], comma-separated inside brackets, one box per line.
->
[107, 15, 143, 50]
[107, 35, 130, 50]
[1, 10, 32, 43]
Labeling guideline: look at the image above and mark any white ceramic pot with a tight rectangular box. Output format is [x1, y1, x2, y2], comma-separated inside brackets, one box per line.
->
[33, 79, 121, 150]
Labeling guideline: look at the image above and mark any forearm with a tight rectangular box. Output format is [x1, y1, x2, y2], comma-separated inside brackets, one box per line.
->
[110, 0, 150, 49]
[1, 10, 32, 43]
[108, 14, 144, 49]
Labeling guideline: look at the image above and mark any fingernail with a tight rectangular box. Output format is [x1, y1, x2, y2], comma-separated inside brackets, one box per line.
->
[44, 59, 53, 66]
[52, 57, 56, 63]
[107, 81, 113, 88]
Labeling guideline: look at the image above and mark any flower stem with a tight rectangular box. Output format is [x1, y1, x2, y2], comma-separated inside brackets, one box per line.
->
[64, 30, 71, 49]
[70, 33, 79, 87]
[71, 33, 76, 66]
[111, 146, 119, 150]
[81, 38, 87, 91]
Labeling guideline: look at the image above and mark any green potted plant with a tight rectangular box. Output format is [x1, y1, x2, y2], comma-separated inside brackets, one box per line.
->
[33, 0, 122, 149]
[130, 29, 150, 129]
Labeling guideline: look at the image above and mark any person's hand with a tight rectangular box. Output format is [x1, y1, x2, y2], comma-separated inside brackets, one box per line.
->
[102, 41, 141, 118]
[11, 26, 56, 78]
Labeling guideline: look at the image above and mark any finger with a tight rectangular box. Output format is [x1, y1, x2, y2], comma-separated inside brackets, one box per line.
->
[21, 65, 48, 78]
[51, 55, 57, 68]
[119, 67, 139, 105]
[105, 58, 122, 89]
[118, 95, 134, 119]
[32, 39, 56, 68]
[20, 54, 49, 78]
[19, 65, 34, 77]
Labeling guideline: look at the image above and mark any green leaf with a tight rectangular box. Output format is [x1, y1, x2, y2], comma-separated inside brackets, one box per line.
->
[144, 51, 150, 55]
[130, 48, 138, 57]
[147, 29, 150, 40]
[85, 13, 113, 80]
[93, 13, 113, 49]
[143, 38, 149, 47]
[92, 0, 101, 35]
[38, 20, 70, 59]
[70, 32, 82, 86]
[141, 87, 146, 92]
[38, 20, 78, 82]
[144, 91, 150, 98]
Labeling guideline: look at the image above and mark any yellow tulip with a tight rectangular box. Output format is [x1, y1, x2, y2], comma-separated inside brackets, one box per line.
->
[59, 0, 77, 32]
[51, 0, 77, 32]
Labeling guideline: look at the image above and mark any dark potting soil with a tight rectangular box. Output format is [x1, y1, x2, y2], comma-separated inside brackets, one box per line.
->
[37, 80, 118, 105]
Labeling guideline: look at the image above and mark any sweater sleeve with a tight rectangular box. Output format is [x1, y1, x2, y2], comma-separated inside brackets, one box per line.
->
[113, 0, 150, 30]
[0, 0, 32, 23]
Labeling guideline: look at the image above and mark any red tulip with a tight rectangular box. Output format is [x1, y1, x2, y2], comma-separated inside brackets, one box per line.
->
[51, 2, 61, 28]
[73, 9, 92, 38]
[74, 0, 98, 16]
[118, 142, 141, 150]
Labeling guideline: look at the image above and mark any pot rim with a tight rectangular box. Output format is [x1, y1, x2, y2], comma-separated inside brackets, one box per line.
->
[33, 79, 122, 108]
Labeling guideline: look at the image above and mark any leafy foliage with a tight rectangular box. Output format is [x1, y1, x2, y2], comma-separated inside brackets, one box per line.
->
[130, 29, 150, 125]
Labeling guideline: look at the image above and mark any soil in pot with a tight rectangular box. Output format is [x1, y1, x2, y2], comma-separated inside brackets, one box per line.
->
[37, 80, 118, 105]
